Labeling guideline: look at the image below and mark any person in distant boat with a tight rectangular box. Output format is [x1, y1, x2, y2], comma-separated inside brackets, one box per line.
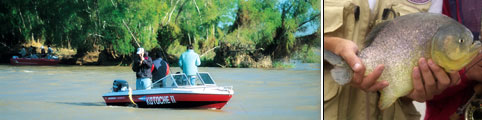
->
[40, 46, 46, 58]
[152, 50, 170, 87]
[29, 46, 38, 58]
[47, 45, 54, 59]
[27, 46, 33, 58]
[19, 46, 26, 58]
[178, 45, 201, 86]
[132, 48, 153, 90]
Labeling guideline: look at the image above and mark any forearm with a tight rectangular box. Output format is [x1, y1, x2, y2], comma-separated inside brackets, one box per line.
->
[324, 36, 349, 55]
[196, 57, 201, 66]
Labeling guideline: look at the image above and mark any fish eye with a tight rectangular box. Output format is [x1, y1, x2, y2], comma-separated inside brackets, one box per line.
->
[459, 39, 464, 43]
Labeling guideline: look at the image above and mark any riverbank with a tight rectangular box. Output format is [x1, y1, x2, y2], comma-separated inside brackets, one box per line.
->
[1, 42, 321, 68]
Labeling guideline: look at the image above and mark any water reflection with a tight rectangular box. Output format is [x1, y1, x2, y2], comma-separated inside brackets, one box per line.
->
[55, 102, 106, 107]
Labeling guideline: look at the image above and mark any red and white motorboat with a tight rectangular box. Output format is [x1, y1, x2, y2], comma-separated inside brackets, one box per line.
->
[102, 72, 234, 109]
[10, 57, 60, 65]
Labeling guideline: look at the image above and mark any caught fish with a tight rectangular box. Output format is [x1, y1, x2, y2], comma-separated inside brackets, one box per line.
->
[324, 13, 481, 110]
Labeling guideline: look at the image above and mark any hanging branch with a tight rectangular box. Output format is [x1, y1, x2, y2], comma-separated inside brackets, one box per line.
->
[165, 0, 181, 25]
[188, 33, 191, 45]
[297, 14, 320, 28]
[110, 0, 117, 8]
[193, 0, 201, 15]
[200, 46, 219, 57]
[174, 0, 189, 24]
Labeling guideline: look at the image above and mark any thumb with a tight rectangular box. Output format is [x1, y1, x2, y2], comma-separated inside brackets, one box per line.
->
[343, 51, 364, 72]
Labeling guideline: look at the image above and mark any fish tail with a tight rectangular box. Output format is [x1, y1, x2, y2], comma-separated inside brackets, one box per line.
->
[330, 66, 353, 85]
[378, 92, 398, 110]
[324, 49, 353, 85]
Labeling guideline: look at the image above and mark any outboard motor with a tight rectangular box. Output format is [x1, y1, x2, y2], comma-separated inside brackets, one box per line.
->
[112, 80, 129, 92]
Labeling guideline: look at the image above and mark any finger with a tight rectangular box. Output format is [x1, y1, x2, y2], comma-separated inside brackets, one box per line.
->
[448, 71, 461, 86]
[419, 58, 436, 99]
[427, 59, 450, 94]
[360, 64, 384, 90]
[366, 80, 389, 92]
[411, 66, 426, 102]
[343, 51, 365, 85]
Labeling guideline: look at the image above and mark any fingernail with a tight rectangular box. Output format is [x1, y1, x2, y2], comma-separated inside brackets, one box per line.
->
[378, 64, 385, 70]
[382, 81, 389, 86]
[420, 59, 426, 65]
[353, 63, 361, 70]
[428, 59, 434, 66]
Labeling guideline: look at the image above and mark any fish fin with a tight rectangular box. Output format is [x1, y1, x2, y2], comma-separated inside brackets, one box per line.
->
[330, 66, 353, 85]
[323, 49, 344, 65]
[364, 21, 390, 48]
[378, 92, 398, 110]
[324, 49, 352, 85]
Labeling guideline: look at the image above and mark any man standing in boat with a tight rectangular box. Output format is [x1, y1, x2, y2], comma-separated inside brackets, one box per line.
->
[152, 50, 170, 87]
[132, 48, 153, 90]
[179, 45, 201, 86]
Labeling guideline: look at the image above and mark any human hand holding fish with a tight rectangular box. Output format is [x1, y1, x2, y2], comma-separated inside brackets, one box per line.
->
[466, 54, 482, 82]
[324, 36, 388, 92]
[406, 58, 459, 102]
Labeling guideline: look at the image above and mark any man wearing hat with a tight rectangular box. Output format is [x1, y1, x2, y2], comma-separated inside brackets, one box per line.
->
[40, 46, 46, 58]
[132, 48, 153, 90]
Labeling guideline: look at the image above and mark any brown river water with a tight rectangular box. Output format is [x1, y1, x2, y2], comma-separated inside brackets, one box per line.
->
[0, 63, 320, 120]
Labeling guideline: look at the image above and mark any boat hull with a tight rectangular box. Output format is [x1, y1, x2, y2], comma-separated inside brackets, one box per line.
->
[10, 58, 60, 65]
[103, 93, 232, 109]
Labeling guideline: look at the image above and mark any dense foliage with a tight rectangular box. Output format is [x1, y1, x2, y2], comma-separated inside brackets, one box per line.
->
[0, 0, 320, 64]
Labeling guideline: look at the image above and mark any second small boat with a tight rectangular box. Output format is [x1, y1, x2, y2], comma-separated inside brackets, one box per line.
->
[10, 57, 60, 65]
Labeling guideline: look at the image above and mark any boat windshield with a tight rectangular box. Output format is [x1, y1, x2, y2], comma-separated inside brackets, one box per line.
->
[197, 72, 216, 85]
[151, 73, 218, 88]
[151, 73, 197, 88]
[172, 74, 190, 86]
[151, 75, 175, 88]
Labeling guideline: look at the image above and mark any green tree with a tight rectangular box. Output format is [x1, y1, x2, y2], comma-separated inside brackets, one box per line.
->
[98, 0, 164, 56]
[226, 0, 320, 60]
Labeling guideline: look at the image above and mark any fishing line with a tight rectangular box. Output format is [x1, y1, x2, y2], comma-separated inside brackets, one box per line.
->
[122, 19, 141, 48]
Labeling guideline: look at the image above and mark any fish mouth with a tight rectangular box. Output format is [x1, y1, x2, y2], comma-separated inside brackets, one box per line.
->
[472, 40, 482, 50]
[474, 40, 482, 53]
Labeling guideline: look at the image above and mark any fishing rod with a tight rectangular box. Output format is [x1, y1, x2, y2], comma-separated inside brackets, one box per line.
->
[122, 19, 141, 48]
[110, 1, 140, 48]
